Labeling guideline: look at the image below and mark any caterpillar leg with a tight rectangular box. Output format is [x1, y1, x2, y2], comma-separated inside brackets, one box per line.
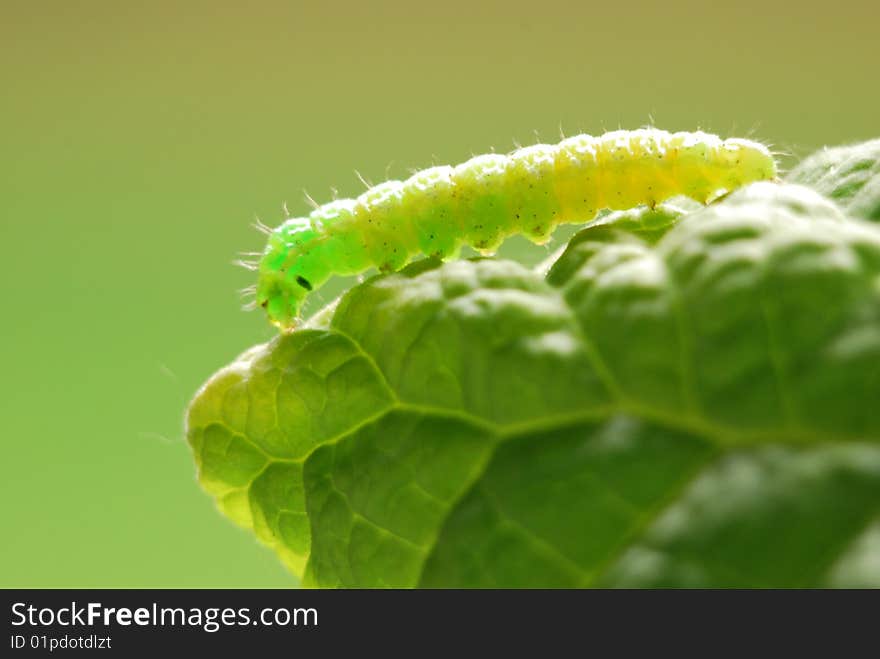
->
[522, 223, 555, 245]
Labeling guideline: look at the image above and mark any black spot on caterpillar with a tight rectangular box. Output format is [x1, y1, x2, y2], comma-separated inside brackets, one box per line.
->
[254, 128, 777, 329]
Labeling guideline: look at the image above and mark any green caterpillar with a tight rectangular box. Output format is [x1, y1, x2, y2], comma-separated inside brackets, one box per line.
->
[254, 128, 777, 329]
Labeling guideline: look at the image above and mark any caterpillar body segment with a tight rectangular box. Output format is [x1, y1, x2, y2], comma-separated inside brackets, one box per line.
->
[257, 129, 777, 329]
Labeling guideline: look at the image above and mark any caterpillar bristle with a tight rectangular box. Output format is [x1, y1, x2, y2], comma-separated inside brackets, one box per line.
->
[239, 284, 257, 296]
[241, 300, 258, 312]
[303, 190, 319, 210]
[253, 216, 273, 235]
[233, 259, 259, 271]
[771, 145, 795, 160]
[330, 186, 339, 200]
[354, 170, 373, 189]
[384, 161, 395, 180]
[282, 201, 290, 217]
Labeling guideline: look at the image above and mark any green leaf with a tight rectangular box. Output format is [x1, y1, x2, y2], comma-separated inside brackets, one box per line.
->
[186, 176, 880, 587]
[787, 138, 880, 222]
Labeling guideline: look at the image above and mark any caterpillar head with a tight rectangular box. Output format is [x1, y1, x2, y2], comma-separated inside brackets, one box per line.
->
[256, 219, 322, 331]
[255, 273, 306, 331]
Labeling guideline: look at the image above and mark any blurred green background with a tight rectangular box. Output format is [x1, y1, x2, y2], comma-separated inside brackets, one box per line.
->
[1, 0, 877, 587]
